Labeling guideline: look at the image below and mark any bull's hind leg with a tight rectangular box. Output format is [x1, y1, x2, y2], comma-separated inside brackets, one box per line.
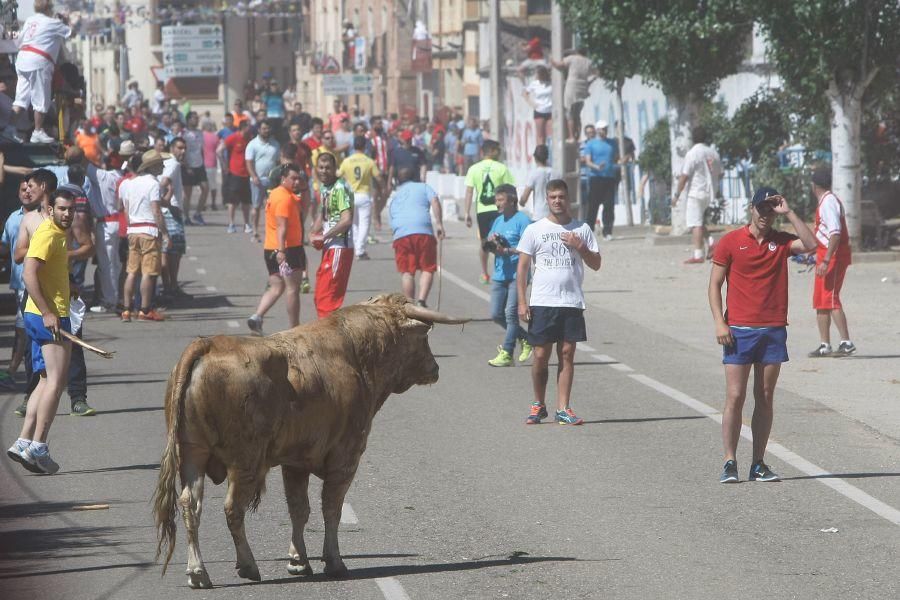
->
[282, 466, 313, 576]
[321, 475, 355, 578]
[224, 469, 263, 582]
[179, 444, 212, 589]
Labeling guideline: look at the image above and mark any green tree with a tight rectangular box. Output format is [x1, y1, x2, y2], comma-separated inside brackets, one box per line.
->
[755, 0, 900, 244]
[558, 0, 751, 232]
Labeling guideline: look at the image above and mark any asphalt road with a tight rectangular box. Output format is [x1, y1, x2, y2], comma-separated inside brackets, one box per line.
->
[1, 214, 898, 599]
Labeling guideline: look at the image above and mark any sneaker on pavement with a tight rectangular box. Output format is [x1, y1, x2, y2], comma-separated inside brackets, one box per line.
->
[415, 299, 428, 308]
[357, 252, 370, 260]
[7, 442, 41, 473]
[137, 309, 165, 322]
[301, 278, 311, 294]
[121, 310, 132, 322]
[193, 213, 206, 225]
[30, 129, 55, 144]
[0, 370, 15, 390]
[227, 223, 237, 233]
[367, 235, 378, 244]
[89, 304, 111, 314]
[244, 224, 254, 234]
[720, 459, 739, 483]
[247, 315, 263, 335]
[808, 343, 832, 358]
[488, 346, 513, 367]
[14, 397, 28, 417]
[525, 402, 548, 425]
[603, 234, 613, 242]
[683, 257, 705, 264]
[556, 408, 584, 425]
[518, 338, 533, 363]
[748, 461, 780, 482]
[25, 446, 60, 475]
[70, 399, 96, 416]
[834, 341, 857, 357]
[184, 217, 196, 226]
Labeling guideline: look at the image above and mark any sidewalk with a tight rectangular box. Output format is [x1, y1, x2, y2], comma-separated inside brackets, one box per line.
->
[578, 224, 900, 441]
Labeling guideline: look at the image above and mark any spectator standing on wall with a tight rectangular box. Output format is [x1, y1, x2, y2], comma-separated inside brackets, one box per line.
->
[551, 48, 594, 144]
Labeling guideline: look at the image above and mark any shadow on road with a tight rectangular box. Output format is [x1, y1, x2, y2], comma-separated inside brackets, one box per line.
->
[780, 472, 900, 481]
[91, 406, 164, 415]
[57, 463, 159, 476]
[581, 415, 706, 425]
[0, 525, 132, 565]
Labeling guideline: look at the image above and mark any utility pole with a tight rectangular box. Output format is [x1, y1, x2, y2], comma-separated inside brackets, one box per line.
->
[488, 0, 500, 143]
[550, 0, 564, 176]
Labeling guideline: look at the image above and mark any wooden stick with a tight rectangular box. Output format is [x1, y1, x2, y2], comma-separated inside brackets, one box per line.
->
[59, 330, 115, 359]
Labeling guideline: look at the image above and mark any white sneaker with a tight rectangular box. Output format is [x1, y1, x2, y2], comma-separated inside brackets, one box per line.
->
[243, 224, 253, 234]
[7, 442, 41, 473]
[603, 234, 613, 241]
[30, 129, 55, 144]
[226, 224, 237, 233]
[25, 446, 60, 474]
[89, 305, 110, 313]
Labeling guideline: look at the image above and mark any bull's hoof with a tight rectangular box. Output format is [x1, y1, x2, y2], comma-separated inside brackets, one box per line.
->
[324, 562, 349, 579]
[288, 558, 313, 576]
[186, 568, 212, 589]
[237, 563, 261, 582]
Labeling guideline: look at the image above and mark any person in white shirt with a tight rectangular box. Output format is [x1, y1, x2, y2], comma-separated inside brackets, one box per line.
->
[516, 179, 601, 426]
[520, 144, 553, 220]
[13, 0, 72, 144]
[522, 66, 553, 148]
[119, 150, 169, 322]
[121, 81, 142, 111]
[151, 81, 166, 116]
[159, 138, 187, 297]
[672, 126, 723, 264]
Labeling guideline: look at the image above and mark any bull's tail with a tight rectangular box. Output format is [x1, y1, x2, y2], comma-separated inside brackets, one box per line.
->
[152, 338, 211, 575]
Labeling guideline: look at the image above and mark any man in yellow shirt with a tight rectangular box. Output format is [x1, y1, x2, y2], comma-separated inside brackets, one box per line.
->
[7, 180, 76, 475]
[338, 136, 381, 259]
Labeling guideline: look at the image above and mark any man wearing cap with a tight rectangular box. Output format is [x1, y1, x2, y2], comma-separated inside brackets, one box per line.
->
[580, 120, 619, 241]
[86, 141, 132, 313]
[709, 187, 817, 484]
[119, 150, 169, 322]
[672, 126, 722, 264]
[807, 166, 856, 358]
[389, 129, 427, 184]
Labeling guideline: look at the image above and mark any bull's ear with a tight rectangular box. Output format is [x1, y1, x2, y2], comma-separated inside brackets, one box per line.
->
[401, 317, 433, 332]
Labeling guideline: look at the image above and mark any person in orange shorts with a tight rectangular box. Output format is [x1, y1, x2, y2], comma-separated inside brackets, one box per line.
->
[807, 166, 856, 358]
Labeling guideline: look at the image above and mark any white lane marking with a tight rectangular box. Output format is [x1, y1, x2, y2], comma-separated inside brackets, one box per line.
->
[226, 320, 239, 328]
[340, 502, 358, 525]
[189, 255, 198, 261]
[441, 264, 900, 528]
[206, 286, 217, 292]
[629, 373, 900, 527]
[437, 267, 490, 301]
[196, 268, 207, 275]
[376, 577, 412, 600]
[592, 354, 634, 372]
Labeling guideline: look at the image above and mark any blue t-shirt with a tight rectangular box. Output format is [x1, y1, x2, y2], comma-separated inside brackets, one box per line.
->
[488, 211, 532, 282]
[462, 127, 483, 157]
[582, 137, 619, 179]
[445, 131, 459, 155]
[390, 182, 438, 240]
[245, 136, 281, 181]
[2, 207, 25, 290]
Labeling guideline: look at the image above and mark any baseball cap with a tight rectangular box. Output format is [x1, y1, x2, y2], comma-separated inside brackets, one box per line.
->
[595, 119, 609, 130]
[751, 186, 779, 207]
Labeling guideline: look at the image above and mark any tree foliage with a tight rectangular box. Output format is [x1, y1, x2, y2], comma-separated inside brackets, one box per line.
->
[558, 0, 752, 100]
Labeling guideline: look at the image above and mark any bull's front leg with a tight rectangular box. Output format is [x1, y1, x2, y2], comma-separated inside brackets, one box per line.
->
[282, 466, 313, 576]
[321, 473, 355, 578]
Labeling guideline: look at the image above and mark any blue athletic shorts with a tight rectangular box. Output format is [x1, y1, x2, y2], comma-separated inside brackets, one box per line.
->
[527, 306, 587, 345]
[722, 326, 789, 365]
[24, 312, 72, 375]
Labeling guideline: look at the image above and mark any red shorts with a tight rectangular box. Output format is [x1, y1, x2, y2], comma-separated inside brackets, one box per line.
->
[393, 234, 437, 273]
[813, 251, 849, 310]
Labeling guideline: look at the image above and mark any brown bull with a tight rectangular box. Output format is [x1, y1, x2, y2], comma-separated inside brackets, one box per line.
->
[153, 294, 467, 588]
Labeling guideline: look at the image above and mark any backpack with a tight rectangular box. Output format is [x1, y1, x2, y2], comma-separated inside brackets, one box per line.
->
[479, 167, 496, 206]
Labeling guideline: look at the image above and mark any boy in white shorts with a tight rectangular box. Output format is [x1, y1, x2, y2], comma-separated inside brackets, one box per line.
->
[13, 0, 72, 144]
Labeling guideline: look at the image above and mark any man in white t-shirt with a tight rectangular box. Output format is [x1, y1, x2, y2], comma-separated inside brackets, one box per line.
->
[13, 0, 72, 144]
[151, 81, 166, 116]
[520, 144, 553, 220]
[119, 150, 169, 322]
[160, 138, 187, 298]
[672, 126, 722, 264]
[516, 178, 601, 426]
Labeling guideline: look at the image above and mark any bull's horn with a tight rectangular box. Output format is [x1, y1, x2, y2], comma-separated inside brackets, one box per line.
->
[404, 304, 470, 325]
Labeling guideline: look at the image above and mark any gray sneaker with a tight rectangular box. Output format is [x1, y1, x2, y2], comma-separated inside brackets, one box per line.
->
[720, 459, 739, 483]
[71, 399, 96, 416]
[808, 343, 832, 358]
[25, 446, 60, 475]
[834, 341, 857, 357]
[7, 442, 41, 473]
[14, 397, 28, 417]
[247, 315, 263, 335]
[748, 461, 780, 482]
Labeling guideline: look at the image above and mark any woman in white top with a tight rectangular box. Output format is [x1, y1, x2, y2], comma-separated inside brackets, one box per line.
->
[522, 66, 553, 148]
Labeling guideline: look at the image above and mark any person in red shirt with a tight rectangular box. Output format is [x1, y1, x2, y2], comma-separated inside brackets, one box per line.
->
[807, 166, 856, 358]
[220, 120, 253, 233]
[708, 187, 816, 484]
[124, 105, 147, 136]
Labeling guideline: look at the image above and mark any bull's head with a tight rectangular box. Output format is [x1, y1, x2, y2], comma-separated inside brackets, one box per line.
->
[362, 294, 469, 391]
